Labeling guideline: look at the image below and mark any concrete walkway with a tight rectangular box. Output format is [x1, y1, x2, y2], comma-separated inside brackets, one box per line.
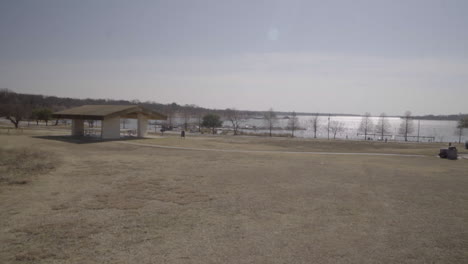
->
[119, 141, 427, 158]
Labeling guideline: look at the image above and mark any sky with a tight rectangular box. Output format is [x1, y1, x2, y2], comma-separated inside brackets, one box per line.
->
[1, 0, 467, 115]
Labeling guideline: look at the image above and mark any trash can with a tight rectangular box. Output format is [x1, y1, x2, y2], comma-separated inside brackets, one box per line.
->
[465, 140, 468, 150]
[447, 147, 458, 160]
[439, 149, 448, 159]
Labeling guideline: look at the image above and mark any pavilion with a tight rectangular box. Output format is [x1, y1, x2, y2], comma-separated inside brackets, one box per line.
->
[52, 105, 167, 139]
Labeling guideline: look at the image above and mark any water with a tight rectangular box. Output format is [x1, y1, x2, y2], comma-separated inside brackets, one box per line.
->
[237, 115, 460, 143]
[291, 116, 460, 142]
[123, 115, 463, 143]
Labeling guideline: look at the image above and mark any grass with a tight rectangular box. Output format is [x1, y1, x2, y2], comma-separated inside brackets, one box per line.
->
[133, 133, 465, 156]
[0, 133, 467, 263]
[0, 147, 56, 184]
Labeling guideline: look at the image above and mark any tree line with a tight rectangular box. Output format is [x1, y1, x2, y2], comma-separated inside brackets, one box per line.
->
[0, 89, 255, 129]
[1, 89, 467, 142]
[252, 110, 468, 142]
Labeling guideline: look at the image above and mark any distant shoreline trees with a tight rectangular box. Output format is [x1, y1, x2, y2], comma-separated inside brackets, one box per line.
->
[182, 106, 191, 131]
[309, 113, 321, 139]
[1, 89, 467, 142]
[375, 113, 391, 140]
[225, 108, 246, 136]
[455, 116, 468, 143]
[288, 111, 299, 137]
[329, 120, 345, 140]
[399, 111, 415, 142]
[358, 112, 373, 140]
[263, 108, 277, 137]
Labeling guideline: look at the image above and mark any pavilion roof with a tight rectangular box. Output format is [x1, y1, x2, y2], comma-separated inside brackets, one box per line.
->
[52, 105, 167, 120]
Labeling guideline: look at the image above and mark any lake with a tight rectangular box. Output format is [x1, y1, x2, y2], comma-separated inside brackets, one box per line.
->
[125, 115, 463, 143]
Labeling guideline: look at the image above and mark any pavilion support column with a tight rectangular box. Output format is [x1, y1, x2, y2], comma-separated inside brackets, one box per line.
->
[71, 119, 84, 136]
[102, 117, 120, 139]
[137, 114, 148, 138]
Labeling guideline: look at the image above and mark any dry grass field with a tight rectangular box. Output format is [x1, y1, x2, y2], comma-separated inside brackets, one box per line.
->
[0, 130, 467, 263]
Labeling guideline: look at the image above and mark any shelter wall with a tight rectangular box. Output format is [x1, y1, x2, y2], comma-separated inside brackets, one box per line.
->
[102, 117, 120, 139]
[137, 114, 148, 137]
[72, 119, 84, 136]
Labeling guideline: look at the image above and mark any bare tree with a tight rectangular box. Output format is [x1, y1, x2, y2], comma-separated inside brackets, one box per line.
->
[309, 113, 321, 138]
[399, 111, 414, 141]
[164, 111, 173, 129]
[455, 116, 468, 143]
[288, 111, 299, 137]
[225, 108, 246, 135]
[163, 102, 178, 129]
[375, 113, 391, 140]
[0, 90, 32, 128]
[358, 112, 373, 140]
[182, 104, 204, 133]
[192, 108, 205, 133]
[0, 104, 32, 128]
[182, 105, 192, 131]
[263, 108, 277, 137]
[197, 113, 204, 132]
[329, 120, 345, 139]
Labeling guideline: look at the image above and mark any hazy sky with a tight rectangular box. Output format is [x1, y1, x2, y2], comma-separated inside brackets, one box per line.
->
[1, 0, 467, 115]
